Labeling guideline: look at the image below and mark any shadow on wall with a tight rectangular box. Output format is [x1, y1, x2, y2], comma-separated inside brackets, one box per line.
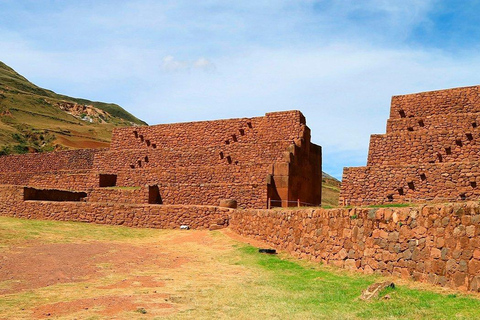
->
[24, 187, 87, 202]
[148, 185, 162, 204]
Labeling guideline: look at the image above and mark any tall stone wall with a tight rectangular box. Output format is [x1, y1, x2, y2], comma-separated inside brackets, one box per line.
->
[230, 203, 480, 292]
[0, 111, 322, 209]
[97, 110, 321, 208]
[341, 85, 480, 205]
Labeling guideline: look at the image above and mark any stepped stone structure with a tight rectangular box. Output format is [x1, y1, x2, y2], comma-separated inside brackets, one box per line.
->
[341, 85, 480, 205]
[0, 110, 322, 212]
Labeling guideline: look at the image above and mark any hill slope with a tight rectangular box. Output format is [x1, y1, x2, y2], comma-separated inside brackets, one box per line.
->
[0, 61, 340, 204]
[322, 172, 341, 207]
[0, 61, 146, 153]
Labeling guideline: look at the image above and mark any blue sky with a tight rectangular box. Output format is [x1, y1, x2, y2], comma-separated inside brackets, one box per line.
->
[1, 0, 480, 179]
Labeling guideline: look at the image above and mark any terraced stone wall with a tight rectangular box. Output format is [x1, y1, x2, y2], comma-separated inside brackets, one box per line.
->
[341, 85, 480, 205]
[0, 111, 322, 209]
[97, 110, 322, 208]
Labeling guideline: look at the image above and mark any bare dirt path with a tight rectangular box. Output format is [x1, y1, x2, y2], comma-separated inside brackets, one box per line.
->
[0, 220, 251, 319]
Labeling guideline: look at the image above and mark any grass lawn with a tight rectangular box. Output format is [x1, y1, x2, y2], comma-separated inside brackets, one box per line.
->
[0, 216, 479, 319]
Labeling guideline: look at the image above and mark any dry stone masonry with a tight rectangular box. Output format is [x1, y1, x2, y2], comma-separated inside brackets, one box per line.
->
[0, 111, 322, 218]
[341, 85, 480, 205]
[230, 202, 480, 292]
[4, 104, 480, 293]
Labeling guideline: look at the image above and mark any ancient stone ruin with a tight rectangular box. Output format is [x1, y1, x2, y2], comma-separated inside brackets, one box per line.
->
[3, 104, 480, 292]
[341, 85, 480, 205]
[0, 111, 322, 224]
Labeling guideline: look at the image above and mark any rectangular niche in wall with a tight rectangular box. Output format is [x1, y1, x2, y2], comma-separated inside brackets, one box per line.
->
[24, 187, 87, 202]
[99, 174, 117, 187]
[148, 185, 163, 204]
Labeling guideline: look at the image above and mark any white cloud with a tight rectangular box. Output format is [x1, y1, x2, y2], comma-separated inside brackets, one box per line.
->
[162, 56, 189, 72]
[193, 58, 216, 72]
[0, 0, 475, 179]
[161, 56, 216, 73]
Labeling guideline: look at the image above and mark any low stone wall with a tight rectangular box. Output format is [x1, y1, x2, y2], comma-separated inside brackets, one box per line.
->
[230, 203, 480, 292]
[87, 187, 148, 204]
[0, 149, 103, 174]
[0, 185, 230, 230]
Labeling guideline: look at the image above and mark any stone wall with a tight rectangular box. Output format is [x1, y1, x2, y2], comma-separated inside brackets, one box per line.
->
[342, 163, 480, 205]
[0, 149, 102, 173]
[0, 110, 322, 209]
[386, 113, 480, 134]
[110, 111, 306, 150]
[87, 187, 149, 204]
[157, 183, 267, 209]
[99, 110, 321, 208]
[27, 171, 96, 190]
[0, 186, 230, 230]
[367, 131, 480, 166]
[93, 142, 289, 171]
[390, 85, 480, 119]
[231, 203, 480, 292]
[342, 85, 480, 205]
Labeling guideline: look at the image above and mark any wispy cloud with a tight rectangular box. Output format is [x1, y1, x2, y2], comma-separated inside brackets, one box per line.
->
[162, 56, 216, 72]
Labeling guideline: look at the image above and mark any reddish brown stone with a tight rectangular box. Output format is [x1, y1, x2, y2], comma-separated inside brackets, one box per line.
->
[0, 111, 322, 210]
[469, 276, 480, 292]
[341, 85, 480, 206]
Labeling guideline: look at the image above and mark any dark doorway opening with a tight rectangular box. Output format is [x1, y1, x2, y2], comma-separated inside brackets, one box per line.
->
[148, 185, 163, 204]
[99, 174, 117, 187]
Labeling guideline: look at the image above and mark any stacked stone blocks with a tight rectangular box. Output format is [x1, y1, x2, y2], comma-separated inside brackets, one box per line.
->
[341, 85, 480, 205]
[230, 202, 480, 292]
[0, 110, 322, 210]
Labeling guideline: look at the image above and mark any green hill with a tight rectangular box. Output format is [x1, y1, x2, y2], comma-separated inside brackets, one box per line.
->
[322, 172, 341, 207]
[0, 61, 146, 153]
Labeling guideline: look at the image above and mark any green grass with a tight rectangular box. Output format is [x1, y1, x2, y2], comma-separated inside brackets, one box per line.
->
[221, 246, 480, 319]
[0, 216, 160, 244]
[2, 216, 480, 319]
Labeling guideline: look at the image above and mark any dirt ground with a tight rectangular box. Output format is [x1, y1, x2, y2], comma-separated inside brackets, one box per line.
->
[0, 222, 264, 320]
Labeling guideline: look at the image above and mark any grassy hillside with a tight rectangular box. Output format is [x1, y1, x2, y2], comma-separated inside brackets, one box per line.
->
[0, 61, 146, 153]
[322, 172, 341, 207]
